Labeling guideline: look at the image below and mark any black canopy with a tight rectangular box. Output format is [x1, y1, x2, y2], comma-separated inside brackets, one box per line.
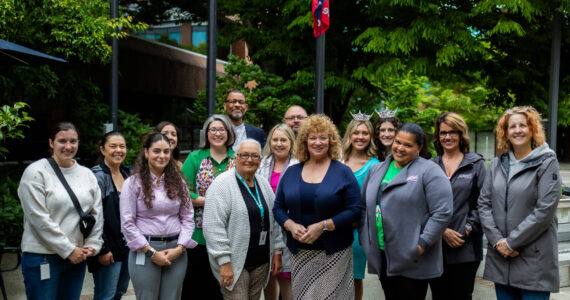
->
[0, 38, 66, 65]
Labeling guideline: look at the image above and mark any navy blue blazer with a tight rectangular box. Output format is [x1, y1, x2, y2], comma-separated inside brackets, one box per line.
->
[245, 123, 266, 148]
[273, 160, 361, 255]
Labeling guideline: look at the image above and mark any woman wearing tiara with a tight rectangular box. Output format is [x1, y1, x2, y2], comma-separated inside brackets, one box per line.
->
[373, 108, 402, 161]
[341, 111, 379, 300]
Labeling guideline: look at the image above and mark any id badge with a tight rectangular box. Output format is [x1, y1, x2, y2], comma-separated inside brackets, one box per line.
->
[40, 262, 50, 280]
[259, 231, 268, 246]
[135, 251, 146, 265]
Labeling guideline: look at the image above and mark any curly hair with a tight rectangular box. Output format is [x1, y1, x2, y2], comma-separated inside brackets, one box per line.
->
[373, 116, 402, 161]
[294, 114, 341, 162]
[341, 120, 377, 161]
[133, 132, 190, 209]
[496, 106, 545, 154]
[433, 112, 470, 156]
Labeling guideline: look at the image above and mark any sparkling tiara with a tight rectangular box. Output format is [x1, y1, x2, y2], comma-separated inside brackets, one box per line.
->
[350, 110, 373, 122]
[375, 108, 397, 119]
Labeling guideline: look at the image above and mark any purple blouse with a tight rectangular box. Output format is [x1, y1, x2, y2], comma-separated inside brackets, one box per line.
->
[120, 173, 197, 251]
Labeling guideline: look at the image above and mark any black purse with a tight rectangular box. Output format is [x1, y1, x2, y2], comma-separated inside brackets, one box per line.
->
[47, 157, 96, 237]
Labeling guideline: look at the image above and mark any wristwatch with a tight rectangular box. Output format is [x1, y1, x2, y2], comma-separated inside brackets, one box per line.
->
[145, 248, 156, 258]
[323, 220, 328, 232]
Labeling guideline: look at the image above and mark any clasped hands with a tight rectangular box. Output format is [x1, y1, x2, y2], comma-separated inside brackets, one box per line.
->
[284, 220, 325, 244]
[496, 239, 519, 258]
[67, 246, 96, 264]
[141, 244, 185, 267]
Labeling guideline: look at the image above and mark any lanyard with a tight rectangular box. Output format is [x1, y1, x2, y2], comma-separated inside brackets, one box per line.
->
[235, 170, 265, 221]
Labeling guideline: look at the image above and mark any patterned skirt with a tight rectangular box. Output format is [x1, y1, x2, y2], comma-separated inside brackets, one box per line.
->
[291, 246, 354, 300]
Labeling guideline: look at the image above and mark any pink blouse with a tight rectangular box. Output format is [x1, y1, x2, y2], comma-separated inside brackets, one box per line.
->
[120, 173, 197, 251]
[270, 171, 281, 193]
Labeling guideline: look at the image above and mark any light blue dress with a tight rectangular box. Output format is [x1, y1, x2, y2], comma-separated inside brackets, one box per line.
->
[352, 157, 379, 279]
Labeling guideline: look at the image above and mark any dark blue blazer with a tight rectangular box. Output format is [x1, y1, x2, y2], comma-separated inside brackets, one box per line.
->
[245, 123, 266, 148]
[273, 160, 361, 255]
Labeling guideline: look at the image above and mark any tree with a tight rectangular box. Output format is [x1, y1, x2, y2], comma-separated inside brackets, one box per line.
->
[0, 102, 34, 158]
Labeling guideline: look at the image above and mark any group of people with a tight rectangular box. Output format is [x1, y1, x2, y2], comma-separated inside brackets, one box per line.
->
[17, 88, 561, 300]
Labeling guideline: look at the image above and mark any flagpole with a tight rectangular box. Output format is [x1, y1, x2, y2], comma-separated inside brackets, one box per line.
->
[315, 33, 325, 114]
[206, 0, 217, 116]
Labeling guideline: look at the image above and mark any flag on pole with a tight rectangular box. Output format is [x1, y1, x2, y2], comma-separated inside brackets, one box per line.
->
[312, 0, 329, 38]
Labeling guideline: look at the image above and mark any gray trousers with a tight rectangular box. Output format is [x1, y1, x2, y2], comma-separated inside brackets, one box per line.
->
[128, 239, 188, 300]
[221, 263, 268, 300]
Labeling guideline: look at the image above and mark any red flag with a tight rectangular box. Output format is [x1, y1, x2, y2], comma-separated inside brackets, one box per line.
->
[312, 0, 329, 38]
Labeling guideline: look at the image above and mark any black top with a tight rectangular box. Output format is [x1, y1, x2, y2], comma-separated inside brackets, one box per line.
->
[237, 176, 270, 270]
[87, 162, 131, 273]
[298, 179, 324, 250]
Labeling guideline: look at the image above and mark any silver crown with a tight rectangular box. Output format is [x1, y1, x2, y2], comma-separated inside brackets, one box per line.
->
[375, 108, 397, 119]
[350, 110, 373, 122]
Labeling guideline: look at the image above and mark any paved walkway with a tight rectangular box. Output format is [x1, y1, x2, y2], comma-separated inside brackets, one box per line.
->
[2, 251, 570, 300]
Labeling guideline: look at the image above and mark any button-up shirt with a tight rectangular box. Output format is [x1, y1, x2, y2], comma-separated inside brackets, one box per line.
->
[120, 173, 196, 251]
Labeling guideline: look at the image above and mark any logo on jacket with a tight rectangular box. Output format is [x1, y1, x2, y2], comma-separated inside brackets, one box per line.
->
[406, 175, 418, 182]
[458, 174, 473, 179]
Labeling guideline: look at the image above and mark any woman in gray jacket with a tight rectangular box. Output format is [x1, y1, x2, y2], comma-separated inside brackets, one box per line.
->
[360, 123, 453, 300]
[429, 113, 486, 300]
[479, 106, 561, 299]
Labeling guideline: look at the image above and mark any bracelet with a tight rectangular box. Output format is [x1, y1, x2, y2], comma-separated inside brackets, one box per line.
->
[177, 244, 186, 252]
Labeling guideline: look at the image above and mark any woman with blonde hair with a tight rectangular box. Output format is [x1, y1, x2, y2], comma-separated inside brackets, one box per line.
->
[479, 106, 561, 300]
[258, 124, 299, 300]
[429, 112, 486, 300]
[273, 114, 361, 300]
[341, 112, 379, 300]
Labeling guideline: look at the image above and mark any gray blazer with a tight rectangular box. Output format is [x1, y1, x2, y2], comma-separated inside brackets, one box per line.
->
[478, 150, 561, 292]
[359, 155, 453, 280]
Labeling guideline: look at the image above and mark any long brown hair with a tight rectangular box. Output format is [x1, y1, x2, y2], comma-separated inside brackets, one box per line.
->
[133, 132, 190, 209]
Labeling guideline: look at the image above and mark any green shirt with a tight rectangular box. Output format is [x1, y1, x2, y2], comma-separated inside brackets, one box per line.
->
[376, 160, 402, 250]
[181, 148, 235, 245]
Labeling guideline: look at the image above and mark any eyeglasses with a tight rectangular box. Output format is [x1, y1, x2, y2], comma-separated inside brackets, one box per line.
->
[208, 128, 227, 134]
[236, 153, 261, 160]
[225, 99, 247, 105]
[439, 130, 459, 137]
[284, 115, 307, 121]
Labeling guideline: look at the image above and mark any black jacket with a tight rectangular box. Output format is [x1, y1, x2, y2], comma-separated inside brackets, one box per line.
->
[87, 162, 131, 273]
[433, 152, 486, 264]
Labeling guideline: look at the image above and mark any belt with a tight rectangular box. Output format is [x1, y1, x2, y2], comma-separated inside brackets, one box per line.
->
[145, 234, 179, 242]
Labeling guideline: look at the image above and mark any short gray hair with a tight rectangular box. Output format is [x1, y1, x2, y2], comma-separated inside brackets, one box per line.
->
[199, 114, 235, 149]
[235, 138, 262, 154]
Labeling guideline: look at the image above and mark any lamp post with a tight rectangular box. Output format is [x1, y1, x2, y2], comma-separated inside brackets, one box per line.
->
[206, 0, 217, 116]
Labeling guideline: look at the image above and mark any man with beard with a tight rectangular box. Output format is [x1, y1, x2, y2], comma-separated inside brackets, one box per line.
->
[223, 90, 266, 150]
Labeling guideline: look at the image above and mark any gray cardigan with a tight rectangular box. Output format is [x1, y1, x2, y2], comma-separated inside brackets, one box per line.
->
[478, 145, 561, 292]
[203, 169, 285, 291]
[360, 155, 453, 280]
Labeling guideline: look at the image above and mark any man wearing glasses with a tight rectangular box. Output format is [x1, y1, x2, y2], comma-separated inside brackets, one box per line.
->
[283, 105, 308, 135]
[223, 89, 266, 150]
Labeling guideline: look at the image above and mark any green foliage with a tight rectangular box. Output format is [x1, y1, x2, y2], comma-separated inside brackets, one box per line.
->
[0, 176, 23, 247]
[0, 0, 146, 63]
[193, 55, 312, 132]
[0, 102, 34, 158]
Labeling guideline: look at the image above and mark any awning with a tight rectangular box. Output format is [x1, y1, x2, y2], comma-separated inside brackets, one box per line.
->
[0, 38, 66, 65]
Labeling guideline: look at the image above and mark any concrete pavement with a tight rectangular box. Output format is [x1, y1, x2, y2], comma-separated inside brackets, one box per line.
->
[2, 251, 570, 300]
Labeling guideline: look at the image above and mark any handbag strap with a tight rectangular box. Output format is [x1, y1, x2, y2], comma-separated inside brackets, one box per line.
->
[46, 157, 87, 217]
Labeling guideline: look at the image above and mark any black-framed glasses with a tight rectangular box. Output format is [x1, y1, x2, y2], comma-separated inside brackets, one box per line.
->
[225, 99, 247, 105]
[439, 130, 459, 137]
[236, 153, 261, 160]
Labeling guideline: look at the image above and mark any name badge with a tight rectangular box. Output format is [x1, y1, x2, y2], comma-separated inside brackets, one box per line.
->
[40, 262, 50, 280]
[259, 231, 268, 246]
[135, 251, 145, 265]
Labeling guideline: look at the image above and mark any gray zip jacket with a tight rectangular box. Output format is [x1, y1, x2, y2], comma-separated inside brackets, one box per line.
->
[433, 153, 486, 264]
[478, 144, 561, 292]
[360, 155, 453, 279]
